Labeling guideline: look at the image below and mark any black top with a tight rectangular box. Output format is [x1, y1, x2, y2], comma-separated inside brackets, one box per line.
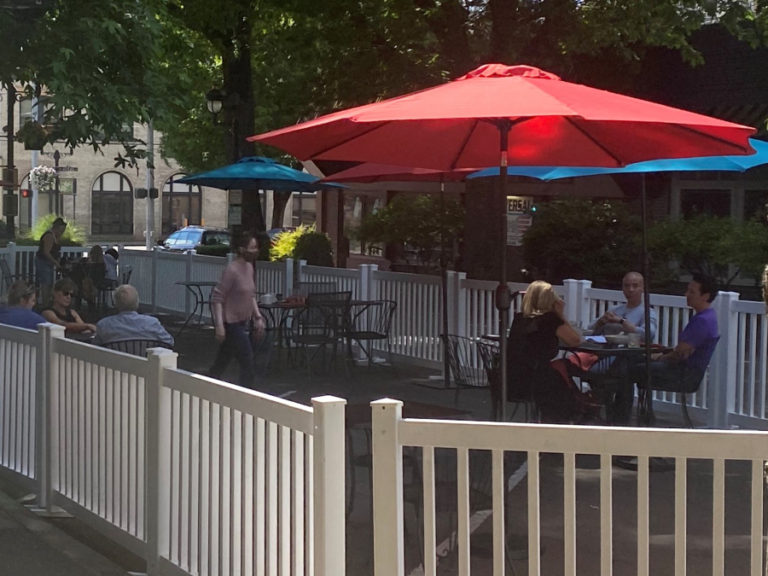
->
[507, 311, 563, 389]
[37, 229, 60, 262]
[42, 307, 76, 323]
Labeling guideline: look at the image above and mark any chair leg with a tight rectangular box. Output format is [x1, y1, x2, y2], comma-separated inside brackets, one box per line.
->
[680, 393, 694, 428]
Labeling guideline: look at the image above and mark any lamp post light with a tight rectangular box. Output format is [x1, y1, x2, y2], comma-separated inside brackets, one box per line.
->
[205, 88, 240, 161]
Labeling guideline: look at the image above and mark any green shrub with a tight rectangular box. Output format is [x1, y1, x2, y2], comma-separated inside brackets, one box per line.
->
[15, 214, 85, 246]
[270, 224, 334, 266]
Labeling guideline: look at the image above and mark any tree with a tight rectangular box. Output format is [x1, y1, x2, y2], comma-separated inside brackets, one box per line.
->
[521, 198, 642, 286]
[154, 1, 768, 232]
[0, 0, 175, 163]
[647, 215, 768, 290]
[354, 194, 465, 272]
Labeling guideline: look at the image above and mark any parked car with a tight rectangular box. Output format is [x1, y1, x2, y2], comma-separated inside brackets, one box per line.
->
[160, 226, 231, 255]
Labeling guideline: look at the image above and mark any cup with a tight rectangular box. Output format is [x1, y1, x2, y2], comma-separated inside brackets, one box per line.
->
[627, 332, 641, 348]
[260, 293, 277, 305]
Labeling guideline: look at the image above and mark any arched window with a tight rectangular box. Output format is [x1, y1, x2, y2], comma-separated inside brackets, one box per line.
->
[91, 171, 133, 235]
[162, 173, 201, 234]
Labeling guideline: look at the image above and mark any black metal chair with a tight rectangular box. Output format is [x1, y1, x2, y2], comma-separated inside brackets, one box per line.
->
[289, 303, 346, 375]
[474, 336, 539, 422]
[101, 339, 173, 357]
[640, 336, 720, 427]
[345, 300, 397, 366]
[98, 265, 133, 309]
[294, 281, 338, 297]
[444, 335, 497, 419]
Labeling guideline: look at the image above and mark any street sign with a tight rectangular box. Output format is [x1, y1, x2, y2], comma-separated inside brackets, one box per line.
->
[56, 166, 78, 172]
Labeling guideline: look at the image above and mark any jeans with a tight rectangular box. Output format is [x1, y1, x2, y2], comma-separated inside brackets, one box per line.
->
[209, 321, 255, 389]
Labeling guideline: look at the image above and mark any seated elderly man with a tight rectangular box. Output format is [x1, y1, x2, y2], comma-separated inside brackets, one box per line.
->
[94, 284, 174, 346]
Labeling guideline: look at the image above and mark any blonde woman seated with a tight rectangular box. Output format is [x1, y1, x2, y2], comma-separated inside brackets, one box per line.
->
[41, 278, 97, 335]
[506, 280, 590, 422]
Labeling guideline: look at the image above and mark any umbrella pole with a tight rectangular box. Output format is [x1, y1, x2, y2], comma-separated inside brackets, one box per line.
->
[641, 175, 653, 423]
[440, 180, 451, 388]
[496, 121, 512, 421]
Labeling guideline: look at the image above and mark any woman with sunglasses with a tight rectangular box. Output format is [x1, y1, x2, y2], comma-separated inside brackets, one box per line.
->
[41, 278, 97, 334]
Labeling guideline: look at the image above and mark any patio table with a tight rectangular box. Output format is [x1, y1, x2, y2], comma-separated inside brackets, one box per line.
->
[175, 280, 218, 336]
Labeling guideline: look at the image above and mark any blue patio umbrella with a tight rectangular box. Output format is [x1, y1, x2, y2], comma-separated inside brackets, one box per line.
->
[467, 138, 768, 180]
[178, 156, 343, 191]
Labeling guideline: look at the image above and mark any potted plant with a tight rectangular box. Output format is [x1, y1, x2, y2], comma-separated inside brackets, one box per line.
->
[15, 121, 49, 150]
[29, 165, 57, 192]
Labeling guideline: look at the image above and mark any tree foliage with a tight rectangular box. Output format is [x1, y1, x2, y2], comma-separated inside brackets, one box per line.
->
[0, 0, 177, 165]
[270, 224, 333, 266]
[647, 215, 768, 289]
[521, 198, 642, 287]
[354, 194, 465, 269]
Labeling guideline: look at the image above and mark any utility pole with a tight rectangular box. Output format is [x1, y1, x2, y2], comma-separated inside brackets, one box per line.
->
[145, 120, 155, 250]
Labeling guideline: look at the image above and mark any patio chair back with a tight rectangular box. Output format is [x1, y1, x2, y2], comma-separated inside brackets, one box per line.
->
[295, 281, 338, 297]
[101, 339, 173, 357]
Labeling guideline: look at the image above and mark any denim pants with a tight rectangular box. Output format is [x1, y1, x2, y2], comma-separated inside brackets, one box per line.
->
[209, 321, 255, 389]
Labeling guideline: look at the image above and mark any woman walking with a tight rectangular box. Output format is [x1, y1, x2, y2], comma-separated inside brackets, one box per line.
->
[208, 231, 265, 388]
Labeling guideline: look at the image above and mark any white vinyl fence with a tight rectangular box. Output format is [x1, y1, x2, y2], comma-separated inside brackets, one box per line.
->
[0, 322, 345, 576]
[3, 244, 768, 429]
[372, 398, 768, 576]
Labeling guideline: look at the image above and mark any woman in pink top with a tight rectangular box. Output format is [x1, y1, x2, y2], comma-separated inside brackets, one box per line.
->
[208, 231, 265, 388]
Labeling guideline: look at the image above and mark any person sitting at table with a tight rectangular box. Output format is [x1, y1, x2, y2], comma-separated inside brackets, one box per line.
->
[80, 244, 109, 309]
[0, 280, 46, 330]
[589, 271, 658, 340]
[575, 271, 659, 419]
[40, 278, 97, 335]
[507, 280, 595, 423]
[208, 231, 266, 389]
[628, 274, 719, 409]
[104, 248, 119, 286]
[93, 284, 174, 346]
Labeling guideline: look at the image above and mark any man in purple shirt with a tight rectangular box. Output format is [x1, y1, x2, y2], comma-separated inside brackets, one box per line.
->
[642, 274, 720, 392]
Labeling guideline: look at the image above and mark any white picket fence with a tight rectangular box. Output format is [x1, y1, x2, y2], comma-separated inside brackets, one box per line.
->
[372, 398, 768, 576]
[3, 244, 768, 429]
[0, 322, 345, 576]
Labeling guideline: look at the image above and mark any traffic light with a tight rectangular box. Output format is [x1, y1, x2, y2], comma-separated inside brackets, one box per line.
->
[20, 188, 32, 199]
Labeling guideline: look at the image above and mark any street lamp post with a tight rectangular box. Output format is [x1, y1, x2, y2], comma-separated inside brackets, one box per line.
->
[3, 84, 20, 238]
[52, 149, 60, 215]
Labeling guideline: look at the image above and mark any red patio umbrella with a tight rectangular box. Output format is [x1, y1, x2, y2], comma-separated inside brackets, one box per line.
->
[251, 63, 755, 419]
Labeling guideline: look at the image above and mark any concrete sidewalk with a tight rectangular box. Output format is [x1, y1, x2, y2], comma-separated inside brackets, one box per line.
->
[0, 484, 132, 576]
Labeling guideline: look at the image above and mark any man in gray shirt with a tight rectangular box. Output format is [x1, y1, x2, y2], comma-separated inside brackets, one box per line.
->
[94, 284, 174, 346]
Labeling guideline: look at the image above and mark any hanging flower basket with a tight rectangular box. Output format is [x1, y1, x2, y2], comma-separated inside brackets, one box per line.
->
[15, 121, 49, 150]
[29, 165, 57, 191]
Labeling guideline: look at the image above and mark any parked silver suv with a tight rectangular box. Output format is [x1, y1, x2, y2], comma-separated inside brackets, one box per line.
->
[161, 226, 231, 254]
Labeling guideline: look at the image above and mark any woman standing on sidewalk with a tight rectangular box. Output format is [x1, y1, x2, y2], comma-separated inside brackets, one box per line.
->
[208, 231, 265, 388]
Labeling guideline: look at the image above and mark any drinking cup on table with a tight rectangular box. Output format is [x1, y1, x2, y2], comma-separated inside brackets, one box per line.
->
[627, 332, 641, 348]
[260, 293, 277, 305]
